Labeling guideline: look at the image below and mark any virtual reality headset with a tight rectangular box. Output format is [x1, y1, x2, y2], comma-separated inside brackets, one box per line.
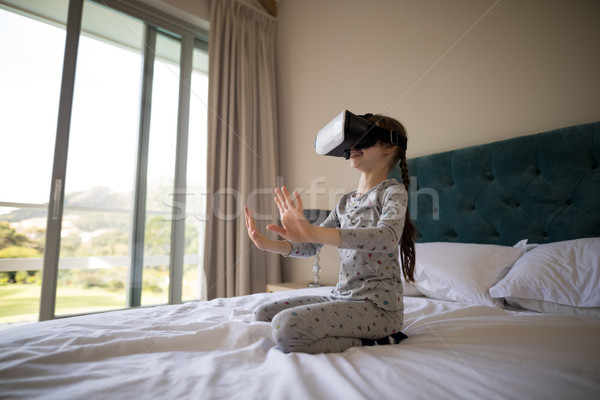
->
[314, 110, 407, 159]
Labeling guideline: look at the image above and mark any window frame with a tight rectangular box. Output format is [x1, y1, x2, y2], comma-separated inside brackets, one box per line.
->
[0, 0, 209, 321]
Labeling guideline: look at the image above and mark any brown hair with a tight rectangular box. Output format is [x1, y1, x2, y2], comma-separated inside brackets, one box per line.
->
[364, 114, 416, 283]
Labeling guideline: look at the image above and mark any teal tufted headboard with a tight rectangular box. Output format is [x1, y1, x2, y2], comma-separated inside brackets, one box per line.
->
[392, 121, 600, 245]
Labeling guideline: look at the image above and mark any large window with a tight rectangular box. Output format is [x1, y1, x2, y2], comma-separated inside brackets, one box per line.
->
[0, 3, 66, 323]
[0, 0, 208, 324]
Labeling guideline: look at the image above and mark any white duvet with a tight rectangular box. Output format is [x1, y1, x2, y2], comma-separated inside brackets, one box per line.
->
[1, 287, 599, 400]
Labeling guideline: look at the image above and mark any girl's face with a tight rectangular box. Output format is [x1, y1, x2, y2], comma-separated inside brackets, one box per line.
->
[349, 141, 396, 172]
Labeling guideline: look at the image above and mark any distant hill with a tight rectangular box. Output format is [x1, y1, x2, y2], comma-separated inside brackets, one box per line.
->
[64, 186, 131, 210]
[2, 180, 174, 224]
[1, 187, 132, 223]
[0, 208, 46, 223]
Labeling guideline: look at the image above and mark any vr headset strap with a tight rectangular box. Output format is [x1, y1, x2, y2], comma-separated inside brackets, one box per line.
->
[365, 125, 408, 150]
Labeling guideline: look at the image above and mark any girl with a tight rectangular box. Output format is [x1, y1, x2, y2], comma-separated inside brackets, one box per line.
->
[244, 114, 416, 354]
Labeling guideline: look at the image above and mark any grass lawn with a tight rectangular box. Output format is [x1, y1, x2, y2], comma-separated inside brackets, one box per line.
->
[0, 284, 166, 325]
[0, 285, 41, 324]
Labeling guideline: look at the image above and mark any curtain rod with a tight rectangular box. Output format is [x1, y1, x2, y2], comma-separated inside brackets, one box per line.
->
[232, 0, 277, 21]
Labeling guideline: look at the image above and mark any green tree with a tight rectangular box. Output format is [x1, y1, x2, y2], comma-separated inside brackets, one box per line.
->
[145, 216, 171, 256]
[0, 221, 28, 249]
[0, 222, 43, 283]
[144, 218, 200, 255]
[0, 245, 41, 283]
[0, 246, 40, 258]
[75, 231, 129, 257]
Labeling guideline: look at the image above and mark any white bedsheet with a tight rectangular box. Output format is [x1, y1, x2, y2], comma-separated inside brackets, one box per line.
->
[1, 287, 599, 400]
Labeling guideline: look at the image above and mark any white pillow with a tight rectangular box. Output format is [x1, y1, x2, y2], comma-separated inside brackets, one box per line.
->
[489, 237, 600, 308]
[413, 241, 526, 306]
[504, 297, 600, 319]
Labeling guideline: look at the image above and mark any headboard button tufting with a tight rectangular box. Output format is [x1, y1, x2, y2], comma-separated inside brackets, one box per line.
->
[403, 121, 600, 245]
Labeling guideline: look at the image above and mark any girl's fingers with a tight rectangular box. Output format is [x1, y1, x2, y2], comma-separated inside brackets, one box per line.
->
[244, 207, 255, 231]
[284, 187, 303, 212]
[266, 224, 286, 237]
[274, 187, 287, 210]
[281, 186, 294, 209]
[293, 189, 303, 212]
[274, 196, 285, 216]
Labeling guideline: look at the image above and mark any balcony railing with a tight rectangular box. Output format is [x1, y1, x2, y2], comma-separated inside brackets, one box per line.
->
[0, 254, 201, 272]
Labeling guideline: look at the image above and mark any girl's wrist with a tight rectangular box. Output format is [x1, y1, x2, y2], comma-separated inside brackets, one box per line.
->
[271, 240, 292, 256]
[280, 240, 292, 256]
[309, 225, 342, 247]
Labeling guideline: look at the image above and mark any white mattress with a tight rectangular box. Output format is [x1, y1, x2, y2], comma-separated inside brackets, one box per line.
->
[1, 287, 599, 399]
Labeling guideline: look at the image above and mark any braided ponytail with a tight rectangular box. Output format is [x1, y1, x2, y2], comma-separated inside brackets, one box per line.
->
[365, 114, 416, 282]
[397, 154, 416, 283]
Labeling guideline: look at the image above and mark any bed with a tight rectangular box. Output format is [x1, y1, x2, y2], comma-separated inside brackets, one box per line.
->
[1, 122, 599, 399]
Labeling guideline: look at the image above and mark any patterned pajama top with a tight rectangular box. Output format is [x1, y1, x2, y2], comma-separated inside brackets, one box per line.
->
[288, 178, 408, 312]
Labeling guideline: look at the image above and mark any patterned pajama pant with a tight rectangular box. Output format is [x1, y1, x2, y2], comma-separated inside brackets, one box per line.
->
[252, 295, 404, 354]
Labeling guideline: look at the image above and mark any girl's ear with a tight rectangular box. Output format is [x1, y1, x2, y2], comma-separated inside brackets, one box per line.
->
[382, 143, 398, 155]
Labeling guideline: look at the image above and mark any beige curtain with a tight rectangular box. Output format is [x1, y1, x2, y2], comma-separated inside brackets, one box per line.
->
[204, 0, 281, 299]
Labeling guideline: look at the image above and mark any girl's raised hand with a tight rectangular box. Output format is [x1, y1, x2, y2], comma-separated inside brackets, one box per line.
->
[244, 206, 293, 255]
[244, 206, 275, 251]
[267, 186, 313, 243]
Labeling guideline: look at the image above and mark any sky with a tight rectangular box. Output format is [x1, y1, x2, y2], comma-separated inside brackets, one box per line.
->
[0, 6, 208, 215]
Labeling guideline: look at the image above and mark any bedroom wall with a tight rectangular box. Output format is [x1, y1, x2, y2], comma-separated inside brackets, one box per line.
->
[275, 0, 600, 284]
[143, 0, 600, 286]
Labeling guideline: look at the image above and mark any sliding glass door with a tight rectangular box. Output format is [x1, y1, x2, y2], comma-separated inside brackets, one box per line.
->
[183, 44, 209, 302]
[0, 1, 68, 323]
[0, 0, 208, 324]
[55, 1, 144, 315]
